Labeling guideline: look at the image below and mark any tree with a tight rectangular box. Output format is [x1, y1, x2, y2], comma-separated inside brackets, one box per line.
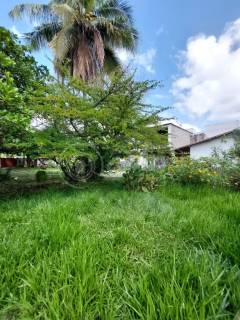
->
[32, 71, 168, 183]
[10, 0, 138, 80]
[0, 27, 48, 154]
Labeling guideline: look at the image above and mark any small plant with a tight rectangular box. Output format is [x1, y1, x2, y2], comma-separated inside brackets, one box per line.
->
[123, 164, 162, 192]
[35, 170, 48, 183]
[227, 166, 240, 190]
[0, 169, 11, 182]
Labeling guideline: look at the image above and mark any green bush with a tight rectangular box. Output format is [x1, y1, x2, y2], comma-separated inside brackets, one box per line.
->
[35, 170, 48, 183]
[0, 169, 11, 182]
[123, 164, 162, 192]
[227, 166, 240, 190]
[123, 157, 240, 191]
[166, 157, 222, 186]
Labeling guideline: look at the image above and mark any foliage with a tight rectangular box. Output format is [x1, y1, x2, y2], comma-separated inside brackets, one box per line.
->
[164, 154, 240, 191]
[166, 157, 223, 187]
[123, 164, 162, 192]
[0, 179, 240, 319]
[226, 166, 240, 191]
[32, 71, 168, 182]
[10, 0, 138, 80]
[224, 129, 240, 190]
[0, 27, 47, 91]
[0, 27, 48, 154]
[0, 169, 11, 182]
[231, 129, 240, 160]
[35, 170, 48, 183]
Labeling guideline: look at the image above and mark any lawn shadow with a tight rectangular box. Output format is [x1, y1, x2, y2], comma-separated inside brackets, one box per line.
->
[0, 177, 124, 202]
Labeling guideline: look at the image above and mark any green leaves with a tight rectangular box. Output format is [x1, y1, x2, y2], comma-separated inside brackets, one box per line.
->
[0, 27, 49, 154]
[32, 70, 168, 181]
[123, 164, 162, 192]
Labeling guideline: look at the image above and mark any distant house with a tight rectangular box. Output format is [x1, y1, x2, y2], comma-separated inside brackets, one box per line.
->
[163, 121, 194, 151]
[170, 120, 239, 159]
[189, 131, 235, 159]
[176, 131, 235, 159]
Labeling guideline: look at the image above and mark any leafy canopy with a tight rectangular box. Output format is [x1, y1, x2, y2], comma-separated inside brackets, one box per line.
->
[32, 71, 168, 181]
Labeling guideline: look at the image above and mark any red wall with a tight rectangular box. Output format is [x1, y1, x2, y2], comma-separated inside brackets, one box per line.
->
[0, 158, 17, 168]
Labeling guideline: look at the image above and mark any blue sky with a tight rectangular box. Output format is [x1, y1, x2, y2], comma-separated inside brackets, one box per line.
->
[1, 0, 240, 131]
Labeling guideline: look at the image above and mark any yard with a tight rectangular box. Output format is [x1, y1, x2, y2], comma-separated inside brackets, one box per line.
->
[0, 175, 240, 319]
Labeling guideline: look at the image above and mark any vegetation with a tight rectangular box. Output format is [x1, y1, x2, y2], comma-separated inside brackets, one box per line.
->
[232, 129, 240, 160]
[123, 164, 162, 192]
[9, 0, 138, 79]
[0, 27, 48, 154]
[165, 157, 223, 186]
[1, 3, 240, 317]
[0, 27, 167, 183]
[35, 170, 48, 183]
[164, 155, 240, 190]
[32, 71, 168, 183]
[0, 179, 240, 319]
[0, 168, 11, 182]
[122, 153, 240, 192]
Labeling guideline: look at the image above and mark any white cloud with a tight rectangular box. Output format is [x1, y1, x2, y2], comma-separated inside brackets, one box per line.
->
[172, 18, 240, 121]
[116, 48, 157, 74]
[181, 122, 201, 133]
[10, 25, 22, 38]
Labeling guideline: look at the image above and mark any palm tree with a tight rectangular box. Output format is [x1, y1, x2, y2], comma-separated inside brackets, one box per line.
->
[9, 0, 138, 80]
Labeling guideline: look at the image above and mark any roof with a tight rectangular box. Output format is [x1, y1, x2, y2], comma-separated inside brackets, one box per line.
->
[175, 130, 234, 151]
[162, 122, 194, 134]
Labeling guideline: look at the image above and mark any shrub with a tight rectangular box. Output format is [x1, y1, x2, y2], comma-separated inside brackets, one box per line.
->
[227, 166, 240, 190]
[123, 164, 162, 192]
[0, 169, 11, 182]
[166, 157, 222, 186]
[35, 170, 48, 183]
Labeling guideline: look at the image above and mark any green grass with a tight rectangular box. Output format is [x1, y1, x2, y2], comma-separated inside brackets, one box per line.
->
[0, 179, 240, 319]
[0, 168, 64, 199]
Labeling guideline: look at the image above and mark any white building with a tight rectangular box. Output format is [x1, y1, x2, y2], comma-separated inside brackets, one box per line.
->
[120, 121, 239, 168]
[167, 121, 239, 159]
[190, 132, 235, 159]
[164, 121, 193, 150]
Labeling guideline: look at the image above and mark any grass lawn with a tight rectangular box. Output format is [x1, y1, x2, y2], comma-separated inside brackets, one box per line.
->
[0, 178, 240, 319]
[0, 168, 64, 199]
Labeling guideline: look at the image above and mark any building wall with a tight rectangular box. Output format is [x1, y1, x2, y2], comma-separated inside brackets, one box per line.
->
[190, 136, 235, 159]
[168, 124, 192, 150]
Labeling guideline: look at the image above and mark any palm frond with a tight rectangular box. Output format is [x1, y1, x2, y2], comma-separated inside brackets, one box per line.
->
[104, 46, 121, 73]
[95, 0, 134, 26]
[49, 24, 74, 61]
[9, 4, 54, 24]
[25, 22, 62, 49]
[95, 17, 138, 51]
[51, 3, 76, 25]
[84, 0, 96, 12]
[61, 0, 84, 14]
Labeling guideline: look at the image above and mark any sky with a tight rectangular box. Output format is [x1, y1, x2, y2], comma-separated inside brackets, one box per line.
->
[1, 0, 240, 132]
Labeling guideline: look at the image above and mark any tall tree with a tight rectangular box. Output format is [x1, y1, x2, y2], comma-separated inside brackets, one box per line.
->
[32, 71, 168, 182]
[0, 27, 48, 154]
[10, 0, 138, 80]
